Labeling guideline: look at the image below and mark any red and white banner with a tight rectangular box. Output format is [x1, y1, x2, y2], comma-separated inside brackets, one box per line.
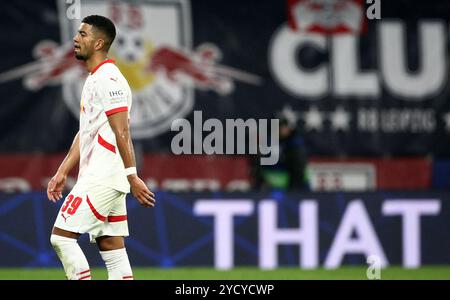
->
[0, 154, 251, 193]
[0, 154, 431, 193]
[287, 0, 365, 34]
[309, 157, 431, 191]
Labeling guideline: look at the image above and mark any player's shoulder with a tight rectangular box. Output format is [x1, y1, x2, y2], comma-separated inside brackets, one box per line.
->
[96, 62, 122, 78]
[96, 63, 129, 86]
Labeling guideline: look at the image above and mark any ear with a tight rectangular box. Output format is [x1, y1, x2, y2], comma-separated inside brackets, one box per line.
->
[94, 39, 105, 51]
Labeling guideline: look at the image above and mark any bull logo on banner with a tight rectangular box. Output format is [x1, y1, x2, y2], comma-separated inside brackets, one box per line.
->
[0, 0, 261, 140]
[287, 0, 365, 34]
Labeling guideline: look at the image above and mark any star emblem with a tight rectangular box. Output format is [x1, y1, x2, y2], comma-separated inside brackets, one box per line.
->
[303, 107, 324, 130]
[330, 107, 351, 131]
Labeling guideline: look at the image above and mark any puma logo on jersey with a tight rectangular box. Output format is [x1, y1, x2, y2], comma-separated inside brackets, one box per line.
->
[61, 213, 71, 222]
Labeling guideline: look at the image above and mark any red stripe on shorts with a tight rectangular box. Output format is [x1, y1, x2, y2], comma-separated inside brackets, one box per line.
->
[122, 275, 133, 280]
[86, 196, 106, 222]
[108, 215, 127, 222]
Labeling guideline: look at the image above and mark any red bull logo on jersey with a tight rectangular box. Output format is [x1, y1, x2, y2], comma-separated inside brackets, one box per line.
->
[0, 0, 261, 140]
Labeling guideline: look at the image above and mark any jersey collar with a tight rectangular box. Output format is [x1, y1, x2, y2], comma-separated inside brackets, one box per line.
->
[90, 59, 115, 75]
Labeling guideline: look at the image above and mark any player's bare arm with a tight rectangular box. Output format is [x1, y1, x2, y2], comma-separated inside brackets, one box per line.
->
[107, 111, 155, 207]
[47, 131, 80, 202]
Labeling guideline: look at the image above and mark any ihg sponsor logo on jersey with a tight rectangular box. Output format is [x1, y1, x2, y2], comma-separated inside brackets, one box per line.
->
[109, 90, 123, 98]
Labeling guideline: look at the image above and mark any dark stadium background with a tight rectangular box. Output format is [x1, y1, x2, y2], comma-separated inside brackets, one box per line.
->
[0, 0, 449, 280]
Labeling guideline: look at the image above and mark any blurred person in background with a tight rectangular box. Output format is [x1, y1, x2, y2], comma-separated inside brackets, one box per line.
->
[251, 107, 310, 191]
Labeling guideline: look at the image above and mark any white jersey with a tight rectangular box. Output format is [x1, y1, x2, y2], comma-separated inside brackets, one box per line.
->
[77, 59, 132, 193]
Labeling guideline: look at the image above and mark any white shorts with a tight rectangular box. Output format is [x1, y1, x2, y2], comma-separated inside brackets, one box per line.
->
[54, 183, 129, 243]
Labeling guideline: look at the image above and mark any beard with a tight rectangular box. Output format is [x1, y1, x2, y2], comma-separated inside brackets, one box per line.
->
[75, 53, 87, 61]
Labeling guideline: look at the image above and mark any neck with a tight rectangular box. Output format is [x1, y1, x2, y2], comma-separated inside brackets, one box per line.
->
[86, 52, 108, 73]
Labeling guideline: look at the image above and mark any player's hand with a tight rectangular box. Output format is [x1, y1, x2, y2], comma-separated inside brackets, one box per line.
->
[47, 172, 67, 202]
[129, 175, 156, 207]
